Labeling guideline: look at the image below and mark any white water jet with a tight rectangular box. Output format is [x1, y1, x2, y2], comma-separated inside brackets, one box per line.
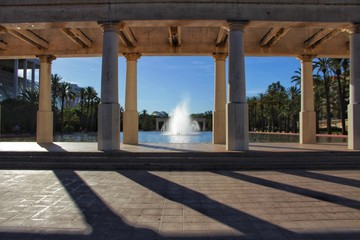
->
[163, 99, 200, 135]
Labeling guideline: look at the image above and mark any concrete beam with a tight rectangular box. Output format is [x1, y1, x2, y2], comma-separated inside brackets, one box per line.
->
[260, 27, 290, 48]
[0, 2, 359, 24]
[216, 27, 228, 47]
[304, 28, 341, 49]
[118, 26, 137, 48]
[169, 26, 181, 48]
[8, 29, 49, 49]
[61, 28, 93, 48]
[0, 40, 6, 50]
[0, 25, 7, 34]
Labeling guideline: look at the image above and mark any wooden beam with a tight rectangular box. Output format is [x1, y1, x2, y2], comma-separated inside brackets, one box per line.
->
[62, 28, 93, 48]
[8, 29, 49, 49]
[168, 26, 181, 47]
[216, 27, 228, 47]
[304, 28, 341, 49]
[260, 27, 290, 48]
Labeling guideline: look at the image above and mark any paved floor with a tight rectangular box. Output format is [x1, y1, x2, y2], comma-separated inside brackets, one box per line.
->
[0, 142, 352, 153]
[0, 170, 359, 240]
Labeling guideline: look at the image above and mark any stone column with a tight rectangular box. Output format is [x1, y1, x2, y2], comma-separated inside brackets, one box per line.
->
[226, 21, 249, 151]
[123, 53, 141, 144]
[23, 59, 28, 92]
[36, 55, 55, 143]
[299, 55, 316, 144]
[348, 24, 360, 150]
[98, 22, 120, 151]
[31, 61, 36, 92]
[156, 118, 160, 131]
[13, 59, 19, 98]
[212, 53, 227, 144]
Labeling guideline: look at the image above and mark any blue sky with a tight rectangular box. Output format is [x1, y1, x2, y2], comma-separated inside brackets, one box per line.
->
[52, 56, 300, 114]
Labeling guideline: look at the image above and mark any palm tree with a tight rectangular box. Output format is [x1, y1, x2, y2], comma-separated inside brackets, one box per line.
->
[291, 68, 302, 87]
[331, 58, 347, 134]
[257, 93, 266, 131]
[266, 81, 286, 132]
[247, 96, 258, 131]
[79, 87, 86, 130]
[51, 74, 62, 110]
[314, 58, 333, 134]
[84, 86, 98, 131]
[18, 90, 39, 133]
[313, 75, 323, 134]
[59, 82, 76, 132]
[287, 86, 301, 133]
[63, 107, 80, 132]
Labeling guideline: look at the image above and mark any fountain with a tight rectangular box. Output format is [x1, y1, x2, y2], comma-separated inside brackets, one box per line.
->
[161, 99, 200, 135]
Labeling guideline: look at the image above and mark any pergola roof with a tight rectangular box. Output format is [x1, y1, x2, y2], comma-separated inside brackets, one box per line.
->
[0, 0, 359, 58]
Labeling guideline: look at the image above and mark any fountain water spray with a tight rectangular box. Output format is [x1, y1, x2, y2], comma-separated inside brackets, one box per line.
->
[162, 98, 200, 135]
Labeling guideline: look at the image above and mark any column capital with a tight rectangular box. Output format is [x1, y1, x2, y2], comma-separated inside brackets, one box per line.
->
[99, 21, 120, 32]
[37, 55, 56, 64]
[224, 20, 249, 31]
[212, 53, 228, 61]
[297, 54, 316, 62]
[125, 53, 141, 61]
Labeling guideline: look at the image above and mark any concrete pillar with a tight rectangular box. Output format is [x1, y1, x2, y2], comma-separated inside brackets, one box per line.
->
[123, 53, 141, 144]
[13, 59, 19, 98]
[226, 21, 249, 151]
[348, 24, 360, 150]
[98, 22, 120, 151]
[36, 55, 55, 143]
[156, 118, 160, 131]
[31, 62, 36, 92]
[23, 59, 28, 92]
[212, 53, 227, 144]
[299, 55, 316, 144]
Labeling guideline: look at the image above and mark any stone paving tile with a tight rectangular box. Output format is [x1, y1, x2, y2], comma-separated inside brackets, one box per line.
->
[0, 170, 359, 240]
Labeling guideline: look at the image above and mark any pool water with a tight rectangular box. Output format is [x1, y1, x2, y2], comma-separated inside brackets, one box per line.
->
[0, 131, 347, 143]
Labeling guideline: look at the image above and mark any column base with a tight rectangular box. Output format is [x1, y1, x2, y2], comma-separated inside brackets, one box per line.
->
[123, 110, 139, 145]
[300, 111, 316, 144]
[213, 110, 226, 144]
[226, 103, 249, 151]
[36, 111, 53, 143]
[98, 103, 120, 151]
[348, 104, 360, 150]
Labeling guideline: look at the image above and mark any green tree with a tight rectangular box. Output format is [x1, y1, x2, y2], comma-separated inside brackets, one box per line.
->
[291, 68, 302, 87]
[314, 58, 333, 134]
[84, 86, 98, 131]
[287, 86, 300, 133]
[63, 107, 80, 132]
[59, 82, 76, 132]
[17, 89, 39, 133]
[51, 74, 62, 110]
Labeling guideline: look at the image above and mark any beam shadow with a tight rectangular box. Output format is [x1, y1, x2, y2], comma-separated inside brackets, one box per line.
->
[214, 171, 360, 211]
[0, 170, 359, 240]
[279, 170, 360, 189]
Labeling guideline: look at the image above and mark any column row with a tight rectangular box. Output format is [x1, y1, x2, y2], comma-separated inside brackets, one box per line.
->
[34, 22, 360, 151]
